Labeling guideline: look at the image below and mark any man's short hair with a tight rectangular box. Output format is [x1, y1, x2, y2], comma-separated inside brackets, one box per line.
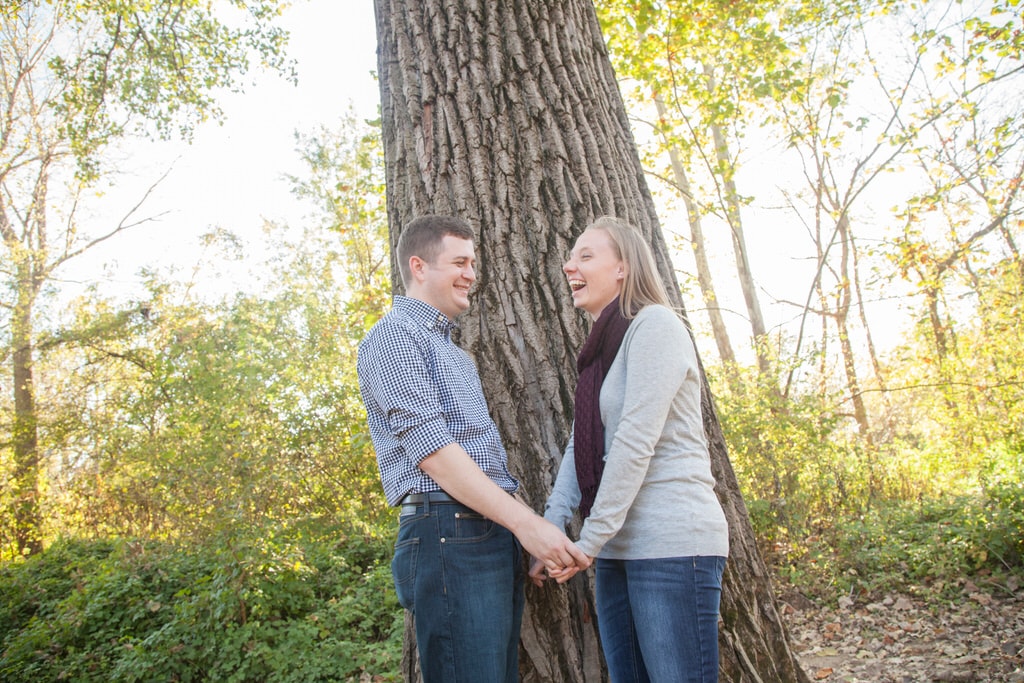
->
[397, 215, 475, 287]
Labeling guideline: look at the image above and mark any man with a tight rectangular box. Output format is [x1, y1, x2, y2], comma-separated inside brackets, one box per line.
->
[357, 215, 589, 683]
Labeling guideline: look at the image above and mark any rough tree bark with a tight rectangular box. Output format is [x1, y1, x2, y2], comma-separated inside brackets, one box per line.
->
[373, 1, 810, 681]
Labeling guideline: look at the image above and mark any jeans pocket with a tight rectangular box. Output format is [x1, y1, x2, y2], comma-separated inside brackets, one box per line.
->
[391, 538, 419, 610]
[453, 510, 494, 542]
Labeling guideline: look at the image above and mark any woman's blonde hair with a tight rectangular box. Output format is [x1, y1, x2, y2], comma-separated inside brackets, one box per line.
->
[588, 216, 672, 319]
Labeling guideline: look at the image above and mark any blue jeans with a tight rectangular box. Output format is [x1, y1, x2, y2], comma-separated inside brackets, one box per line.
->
[595, 555, 726, 683]
[391, 497, 525, 683]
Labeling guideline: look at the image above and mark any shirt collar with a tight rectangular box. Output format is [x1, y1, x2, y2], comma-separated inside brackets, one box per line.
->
[393, 295, 460, 337]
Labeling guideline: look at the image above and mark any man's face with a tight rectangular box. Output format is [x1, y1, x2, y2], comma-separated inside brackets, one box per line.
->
[414, 235, 477, 319]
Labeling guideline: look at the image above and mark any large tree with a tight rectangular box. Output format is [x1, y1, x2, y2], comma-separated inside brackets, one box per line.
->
[373, 0, 809, 681]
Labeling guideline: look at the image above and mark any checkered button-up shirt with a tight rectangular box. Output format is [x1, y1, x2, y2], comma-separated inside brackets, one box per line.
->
[357, 296, 519, 506]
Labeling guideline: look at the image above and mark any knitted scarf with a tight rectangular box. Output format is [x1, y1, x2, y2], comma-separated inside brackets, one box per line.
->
[574, 297, 631, 519]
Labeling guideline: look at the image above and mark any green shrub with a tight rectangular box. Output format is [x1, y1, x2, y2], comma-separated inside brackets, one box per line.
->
[0, 526, 402, 682]
[0, 537, 119, 644]
[818, 486, 1024, 599]
[709, 351, 1024, 602]
[970, 478, 1024, 571]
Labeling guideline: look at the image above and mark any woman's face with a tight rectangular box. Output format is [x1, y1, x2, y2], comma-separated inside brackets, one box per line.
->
[563, 227, 625, 320]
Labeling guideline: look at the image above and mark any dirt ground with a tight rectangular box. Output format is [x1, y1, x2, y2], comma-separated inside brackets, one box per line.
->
[782, 579, 1024, 682]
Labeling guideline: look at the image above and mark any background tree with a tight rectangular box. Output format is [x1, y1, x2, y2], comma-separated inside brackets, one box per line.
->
[598, 0, 803, 383]
[0, 106, 409, 683]
[373, 0, 808, 680]
[595, 0, 1022, 499]
[769, 0, 1023, 455]
[8, 113, 391, 549]
[0, 0, 291, 556]
[884, 0, 1024, 415]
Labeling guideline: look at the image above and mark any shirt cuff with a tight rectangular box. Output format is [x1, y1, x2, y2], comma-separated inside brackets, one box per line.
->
[398, 418, 455, 464]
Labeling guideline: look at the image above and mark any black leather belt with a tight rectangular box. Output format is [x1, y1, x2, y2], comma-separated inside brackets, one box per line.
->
[399, 491, 460, 515]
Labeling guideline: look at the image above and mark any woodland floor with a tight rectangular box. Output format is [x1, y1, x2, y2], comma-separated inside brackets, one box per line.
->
[783, 577, 1024, 682]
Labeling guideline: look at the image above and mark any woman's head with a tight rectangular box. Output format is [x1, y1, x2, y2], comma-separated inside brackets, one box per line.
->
[563, 216, 671, 319]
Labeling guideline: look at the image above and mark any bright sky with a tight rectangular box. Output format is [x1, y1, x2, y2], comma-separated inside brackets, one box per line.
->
[62, 0, 379, 301]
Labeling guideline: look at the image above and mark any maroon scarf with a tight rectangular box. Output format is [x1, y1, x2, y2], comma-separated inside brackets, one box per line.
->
[574, 297, 631, 519]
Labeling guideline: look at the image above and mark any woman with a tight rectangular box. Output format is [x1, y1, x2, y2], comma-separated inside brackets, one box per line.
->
[530, 216, 729, 683]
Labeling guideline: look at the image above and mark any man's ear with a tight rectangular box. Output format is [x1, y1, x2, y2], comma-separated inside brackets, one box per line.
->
[408, 255, 426, 283]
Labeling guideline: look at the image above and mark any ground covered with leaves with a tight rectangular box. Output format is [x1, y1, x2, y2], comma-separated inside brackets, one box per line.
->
[784, 578, 1024, 682]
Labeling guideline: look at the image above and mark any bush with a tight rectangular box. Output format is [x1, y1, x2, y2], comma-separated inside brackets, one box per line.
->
[0, 538, 119, 645]
[786, 484, 1024, 601]
[0, 526, 402, 682]
[709, 353, 1024, 603]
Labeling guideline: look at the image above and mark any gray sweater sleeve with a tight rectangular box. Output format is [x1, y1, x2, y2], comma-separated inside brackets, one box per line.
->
[543, 431, 580, 531]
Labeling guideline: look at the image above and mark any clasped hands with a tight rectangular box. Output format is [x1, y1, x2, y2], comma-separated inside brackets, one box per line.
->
[528, 555, 593, 587]
[519, 515, 591, 588]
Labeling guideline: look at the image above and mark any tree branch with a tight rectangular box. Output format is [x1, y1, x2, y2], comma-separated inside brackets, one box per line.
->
[54, 164, 174, 268]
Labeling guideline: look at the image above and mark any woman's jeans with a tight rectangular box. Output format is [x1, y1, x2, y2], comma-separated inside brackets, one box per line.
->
[595, 555, 727, 683]
[391, 497, 524, 683]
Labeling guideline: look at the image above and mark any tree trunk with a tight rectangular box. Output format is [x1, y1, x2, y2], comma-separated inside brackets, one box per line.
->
[654, 95, 737, 371]
[373, 1, 810, 681]
[11, 279, 42, 557]
[703, 63, 772, 381]
[834, 213, 872, 441]
[2, 184, 45, 557]
[851, 232, 890, 411]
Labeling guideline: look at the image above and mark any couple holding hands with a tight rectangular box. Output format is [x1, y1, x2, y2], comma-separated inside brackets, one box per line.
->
[357, 214, 728, 683]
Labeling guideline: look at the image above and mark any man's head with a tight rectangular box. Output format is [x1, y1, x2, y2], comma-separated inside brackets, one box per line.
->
[398, 215, 477, 319]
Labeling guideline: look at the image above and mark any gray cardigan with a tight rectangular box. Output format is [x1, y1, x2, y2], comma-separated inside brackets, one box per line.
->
[544, 304, 729, 560]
